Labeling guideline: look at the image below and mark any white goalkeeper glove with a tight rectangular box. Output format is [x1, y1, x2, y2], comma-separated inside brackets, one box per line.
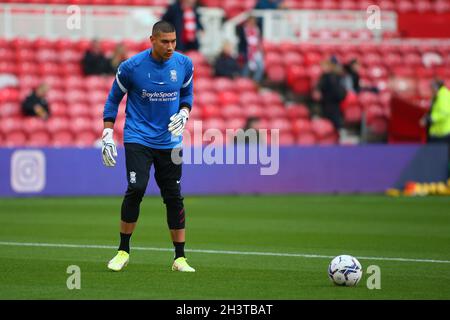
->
[101, 128, 117, 167]
[168, 108, 189, 137]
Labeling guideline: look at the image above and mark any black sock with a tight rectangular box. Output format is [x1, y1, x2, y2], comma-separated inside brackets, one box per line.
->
[173, 241, 185, 260]
[119, 233, 132, 253]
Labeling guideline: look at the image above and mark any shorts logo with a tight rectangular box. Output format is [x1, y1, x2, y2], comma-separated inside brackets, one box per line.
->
[130, 171, 136, 184]
[10, 150, 46, 193]
[170, 70, 177, 82]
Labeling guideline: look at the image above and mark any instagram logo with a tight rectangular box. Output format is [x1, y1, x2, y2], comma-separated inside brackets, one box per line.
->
[10, 150, 46, 193]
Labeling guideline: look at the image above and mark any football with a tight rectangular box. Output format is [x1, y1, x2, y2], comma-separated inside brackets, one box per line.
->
[328, 255, 363, 286]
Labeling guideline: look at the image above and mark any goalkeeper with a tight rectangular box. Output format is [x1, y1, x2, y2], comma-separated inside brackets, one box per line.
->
[101, 21, 195, 272]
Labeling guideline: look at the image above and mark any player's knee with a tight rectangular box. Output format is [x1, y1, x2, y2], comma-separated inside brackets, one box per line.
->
[126, 183, 147, 200]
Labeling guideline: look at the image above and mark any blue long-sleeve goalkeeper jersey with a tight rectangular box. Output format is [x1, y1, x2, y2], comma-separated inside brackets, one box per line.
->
[103, 49, 194, 149]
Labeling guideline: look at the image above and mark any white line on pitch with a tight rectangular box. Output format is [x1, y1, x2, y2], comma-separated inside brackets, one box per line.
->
[0, 241, 449, 264]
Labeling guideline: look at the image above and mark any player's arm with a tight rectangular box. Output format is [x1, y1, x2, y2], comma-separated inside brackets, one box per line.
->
[102, 62, 131, 166]
[168, 59, 193, 136]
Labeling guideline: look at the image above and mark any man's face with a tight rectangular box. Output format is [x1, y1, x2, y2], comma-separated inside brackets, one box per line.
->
[151, 32, 176, 60]
[36, 84, 49, 97]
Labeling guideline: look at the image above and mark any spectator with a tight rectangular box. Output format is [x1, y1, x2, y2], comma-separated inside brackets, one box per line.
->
[421, 79, 450, 144]
[81, 39, 110, 75]
[162, 0, 203, 52]
[254, 0, 285, 9]
[253, 0, 285, 36]
[343, 58, 379, 94]
[237, 16, 265, 83]
[21, 83, 50, 120]
[213, 42, 241, 79]
[314, 56, 347, 131]
[343, 59, 361, 93]
[107, 43, 128, 75]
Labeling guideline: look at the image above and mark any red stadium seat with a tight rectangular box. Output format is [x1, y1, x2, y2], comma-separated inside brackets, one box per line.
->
[291, 118, 313, 135]
[318, 134, 339, 145]
[283, 52, 303, 67]
[17, 62, 38, 75]
[378, 0, 396, 10]
[218, 91, 240, 106]
[434, 0, 450, 13]
[52, 130, 74, 147]
[233, 77, 257, 93]
[201, 104, 221, 119]
[239, 92, 260, 106]
[266, 65, 286, 83]
[28, 131, 51, 147]
[64, 76, 85, 90]
[0, 117, 23, 134]
[75, 131, 97, 147]
[36, 49, 58, 62]
[72, 117, 94, 132]
[195, 78, 214, 93]
[38, 62, 61, 76]
[311, 118, 335, 138]
[22, 117, 46, 135]
[260, 91, 283, 106]
[339, 0, 358, 10]
[286, 104, 310, 120]
[88, 89, 107, 105]
[265, 106, 288, 119]
[269, 118, 292, 133]
[221, 104, 243, 119]
[69, 103, 91, 118]
[32, 37, 54, 50]
[416, 0, 432, 12]
[243, 104, 264, 118]
[197, 92, 218, 106]
[4, 131, 27, 147]
[225, 118, 246, 130]
[16, 49, 35, 62]
[397, 0, 415, 12]
[213, 78, 234, 92]
[0, 61, 18, 74]
[84, 76, 107, 90]
[65, 90, 88, 104]
[343, 106, 362, 124]
[279, 132, 295, 145]
[0, 88, 20, 103]
[297, 132, 317, 145]
[47, 117, 70, 133]
[0, 103, 21, 118]
[203, 118, 226, 132]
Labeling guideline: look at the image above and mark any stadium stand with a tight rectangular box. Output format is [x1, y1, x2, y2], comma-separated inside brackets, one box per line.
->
[1, 1, 450, 147]
[1, 35, 450, 147]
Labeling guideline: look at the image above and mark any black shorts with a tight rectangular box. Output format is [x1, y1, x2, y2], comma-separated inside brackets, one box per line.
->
[124, 142, 182, 194]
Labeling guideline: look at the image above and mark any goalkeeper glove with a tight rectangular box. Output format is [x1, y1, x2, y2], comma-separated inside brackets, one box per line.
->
[168, 108, 189, 137]
[101, 128, 117, 167]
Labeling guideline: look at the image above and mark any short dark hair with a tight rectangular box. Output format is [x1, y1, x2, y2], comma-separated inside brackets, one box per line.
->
[152, 20, 176, 36]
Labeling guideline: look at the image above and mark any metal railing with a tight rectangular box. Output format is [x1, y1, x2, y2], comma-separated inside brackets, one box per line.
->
[223, 9, 398, 46]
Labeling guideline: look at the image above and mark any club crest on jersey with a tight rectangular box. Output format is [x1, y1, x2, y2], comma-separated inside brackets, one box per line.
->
[170, 70, 177, 82]
[129, 171, 136, 184]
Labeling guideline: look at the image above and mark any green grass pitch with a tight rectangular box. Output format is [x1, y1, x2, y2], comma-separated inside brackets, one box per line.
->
[0, 195, 449, 299]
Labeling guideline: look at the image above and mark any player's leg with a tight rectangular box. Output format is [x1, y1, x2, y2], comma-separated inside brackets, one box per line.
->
[154, 147, 195, 272]
[108, 143, 153, 271]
